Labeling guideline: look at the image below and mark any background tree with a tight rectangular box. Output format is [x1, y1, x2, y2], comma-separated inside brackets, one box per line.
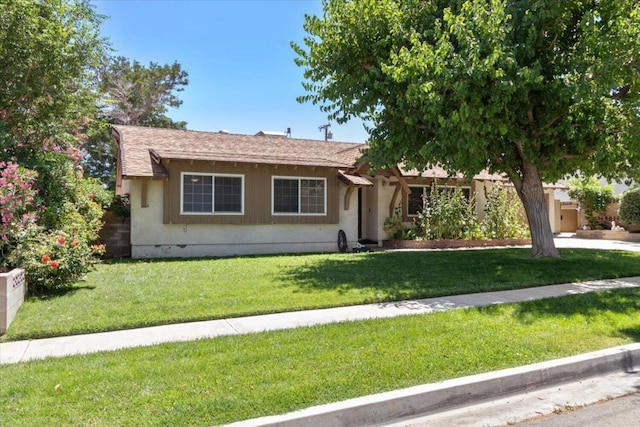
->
[293, 0, 640, 257]
[99, 56, 188, 128]
[0, 0, 109, 290]
[83, 56, 189, 188]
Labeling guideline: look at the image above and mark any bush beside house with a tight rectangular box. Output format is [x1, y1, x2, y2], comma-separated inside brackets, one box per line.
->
[619, 188, 640, 232]
[384, 183, 530, 246]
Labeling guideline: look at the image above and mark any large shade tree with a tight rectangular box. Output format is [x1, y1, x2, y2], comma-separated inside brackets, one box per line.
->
[0, 0, 109, 287]
[293, 0, 640, 257]
[0, 0, 106, 230]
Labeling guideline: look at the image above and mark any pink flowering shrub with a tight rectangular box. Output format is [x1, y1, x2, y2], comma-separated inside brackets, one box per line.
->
[1, 161, 110, 293]
[10, 230, 105, 294]
[7, 176, 109, 294]
[0, 162, 39, 270]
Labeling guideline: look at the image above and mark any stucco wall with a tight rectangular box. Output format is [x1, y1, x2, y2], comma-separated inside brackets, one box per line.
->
[363, 176, 398, 244]
[475, 180, 490, 222]
[128, 180, 359, 258]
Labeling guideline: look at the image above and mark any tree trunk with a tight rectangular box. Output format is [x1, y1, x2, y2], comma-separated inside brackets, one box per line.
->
[512, 164, 560, 258]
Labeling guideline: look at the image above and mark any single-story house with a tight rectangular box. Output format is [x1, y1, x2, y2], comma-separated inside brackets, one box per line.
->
[112, 125, 563, 258]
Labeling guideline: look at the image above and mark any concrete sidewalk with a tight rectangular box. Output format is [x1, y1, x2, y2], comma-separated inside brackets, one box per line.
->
[2, 275, 640, 365]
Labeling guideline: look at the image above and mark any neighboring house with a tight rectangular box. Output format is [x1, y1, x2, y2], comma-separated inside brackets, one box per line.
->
[555, 178, 634, 231]
[113, 125, 563, 258]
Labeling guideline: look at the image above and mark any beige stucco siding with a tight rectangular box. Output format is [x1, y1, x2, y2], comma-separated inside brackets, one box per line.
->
[362, 176, 395, 245]
[127, 178, 359, 258]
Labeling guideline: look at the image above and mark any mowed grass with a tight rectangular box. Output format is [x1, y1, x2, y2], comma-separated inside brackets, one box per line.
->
[1, 288, 639, 426]
[4, 248, 640, 341]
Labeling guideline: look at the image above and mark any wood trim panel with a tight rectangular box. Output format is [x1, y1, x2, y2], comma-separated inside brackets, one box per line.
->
[162, 161, 340, 225]
[344, 186, 355, 211]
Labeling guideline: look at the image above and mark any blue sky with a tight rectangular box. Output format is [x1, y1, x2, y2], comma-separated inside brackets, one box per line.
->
[92, 0, 369, 143]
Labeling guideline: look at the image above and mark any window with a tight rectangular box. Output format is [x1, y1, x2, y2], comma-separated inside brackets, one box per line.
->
[273, 177, 326, 215]
[407, 186, 429, 216]
[181, 173, 243, 214]
[407, 185, 471, 216]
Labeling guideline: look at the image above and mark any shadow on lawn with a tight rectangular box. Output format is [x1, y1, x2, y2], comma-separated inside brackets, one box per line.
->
[277, 249, 640, 301]
[28, 285, 96, 300]
[509, 288, 640, 342]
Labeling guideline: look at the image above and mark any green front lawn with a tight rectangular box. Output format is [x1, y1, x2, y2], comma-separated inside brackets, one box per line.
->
[2, 288, 639, 426]
[4, 248, 640, 341]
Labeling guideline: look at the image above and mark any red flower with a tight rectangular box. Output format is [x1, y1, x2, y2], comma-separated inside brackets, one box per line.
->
[57, 236, 66, 244]
[41, 254, 50, 264]
[91, 244, 106, 252]
[71, 240, 78, 247]
[50, 260, 59, 269]
[87, 193, 93, 199]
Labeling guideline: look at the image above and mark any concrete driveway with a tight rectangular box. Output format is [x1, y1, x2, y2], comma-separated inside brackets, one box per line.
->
[553, 233, 640, 252]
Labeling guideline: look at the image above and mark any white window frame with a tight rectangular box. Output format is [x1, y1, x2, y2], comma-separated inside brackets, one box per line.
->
[407, 185, 471, 217]
[271, 176, 327, 216]
[180, 172, 244, 215]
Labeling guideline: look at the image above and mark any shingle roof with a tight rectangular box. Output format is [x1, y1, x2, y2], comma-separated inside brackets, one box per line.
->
[338, 170, 373, 186]
[112, 125, 511, 184]
[113, 125, 367, 178]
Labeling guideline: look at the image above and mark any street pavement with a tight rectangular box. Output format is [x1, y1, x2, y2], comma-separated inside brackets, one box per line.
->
[377, 368, 640, 427]
[515, 392, 640, 427]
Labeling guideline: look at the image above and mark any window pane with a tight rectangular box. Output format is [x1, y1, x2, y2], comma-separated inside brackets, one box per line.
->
[462, 188, 471, 200]
[273, 178, 299, 213]
[438, 186, 471, 201]
[300, 179, 325, 214]
[408, 186, 426, 215]
[214, 176, 242, 213]
[183, 174, 213, 213]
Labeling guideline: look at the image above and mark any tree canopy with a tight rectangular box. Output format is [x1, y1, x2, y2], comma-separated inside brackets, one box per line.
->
[293, 0, 640, 257]
[98, 56, 189, 128]
[1, 0, 104, 161]
[83, 56, 189, 187]
[0, 0, 106, 227]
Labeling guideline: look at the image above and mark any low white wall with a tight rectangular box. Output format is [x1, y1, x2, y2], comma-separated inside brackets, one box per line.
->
[0, 268, 26, 333]
[128, 180, 359, 258]
[132, 238, 344, 258]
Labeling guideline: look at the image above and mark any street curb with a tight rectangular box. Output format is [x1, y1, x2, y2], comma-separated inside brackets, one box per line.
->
[226, 343, 640, 427]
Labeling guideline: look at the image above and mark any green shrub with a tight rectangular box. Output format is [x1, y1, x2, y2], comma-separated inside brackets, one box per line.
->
[480, 184, 530, 239]
[619, 187, 640, 226]
[7, 176, 107, 295]
[413, 184, 479, 240]
[9, 229, 105, 295]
